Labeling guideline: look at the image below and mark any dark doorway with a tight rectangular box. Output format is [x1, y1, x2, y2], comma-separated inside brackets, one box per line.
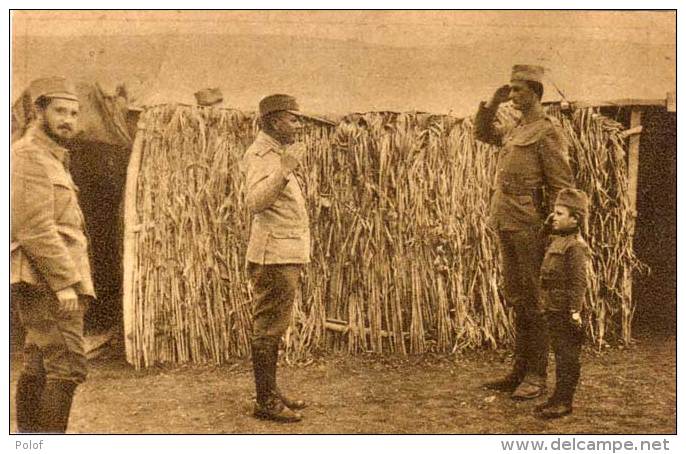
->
[631, 108, 677, 337]
[69, 140, 130, 334]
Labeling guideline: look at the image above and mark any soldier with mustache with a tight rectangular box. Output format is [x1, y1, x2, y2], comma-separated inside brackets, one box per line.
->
[11, 77, 94, 433]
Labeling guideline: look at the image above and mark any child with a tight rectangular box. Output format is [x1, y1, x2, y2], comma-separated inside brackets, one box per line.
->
[535, 188, 591, 419]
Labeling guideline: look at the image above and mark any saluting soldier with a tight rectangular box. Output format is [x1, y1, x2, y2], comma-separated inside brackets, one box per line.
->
[475, 65, 575, 400]
[241, 94, 312, 423]
[11, 77, 95, 433]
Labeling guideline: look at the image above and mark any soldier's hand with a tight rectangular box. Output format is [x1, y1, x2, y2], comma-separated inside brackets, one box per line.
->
[570, 311, 583, 329]
[281, 142, 307, 174]
[56, 286, 79, 313]
[489, 85, 511, 107]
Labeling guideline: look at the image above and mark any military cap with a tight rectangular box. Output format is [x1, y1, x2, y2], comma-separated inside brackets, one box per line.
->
[511, 65, 544, 83]
[194, 88, 223, 106]
[29, 76, 78, 102]
[258, 93, 334, 125]
[555, 188, 588, 217]
[259, 94, 302, 118]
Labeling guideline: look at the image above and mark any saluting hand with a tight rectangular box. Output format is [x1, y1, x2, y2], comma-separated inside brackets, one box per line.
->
[281, 142, 307, 174]
[489, 84, 511, 107]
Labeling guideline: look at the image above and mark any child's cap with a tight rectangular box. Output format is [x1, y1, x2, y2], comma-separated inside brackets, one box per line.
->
[555, 188, 589, 217]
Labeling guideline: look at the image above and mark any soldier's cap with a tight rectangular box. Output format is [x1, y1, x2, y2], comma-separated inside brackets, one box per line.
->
[258, 93, 335, 125]
[555, 188, 589, 217]
[195, 87, 223, 106]
[29, 77, 78, 103]
[510, 64, 545, 84]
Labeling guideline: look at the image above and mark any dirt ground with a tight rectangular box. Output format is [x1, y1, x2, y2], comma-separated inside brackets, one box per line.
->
[9, 333, 675, 434]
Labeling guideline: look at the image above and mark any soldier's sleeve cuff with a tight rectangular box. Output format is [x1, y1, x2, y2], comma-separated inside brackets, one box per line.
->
[48, 276, 81, 294]
[479, 101, 498, 112]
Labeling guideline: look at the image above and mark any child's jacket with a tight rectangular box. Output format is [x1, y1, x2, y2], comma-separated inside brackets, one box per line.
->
[540, 232, 590, 312]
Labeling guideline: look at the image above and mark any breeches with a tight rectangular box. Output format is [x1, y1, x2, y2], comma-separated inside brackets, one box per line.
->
[12, 284, 87, 384]
[248, 263, 302, 341]
[497, 229, 548, 378]
[497, 229, 545, 310]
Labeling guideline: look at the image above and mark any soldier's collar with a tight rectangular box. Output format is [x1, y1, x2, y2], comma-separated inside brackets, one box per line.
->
[254, 131, 285, 157]
[517, 108, 546, 126]
[552, 226, 580, 237]
[28, 123, 70, 164]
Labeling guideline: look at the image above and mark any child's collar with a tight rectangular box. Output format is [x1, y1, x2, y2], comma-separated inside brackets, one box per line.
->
[552, 226, 579, 237]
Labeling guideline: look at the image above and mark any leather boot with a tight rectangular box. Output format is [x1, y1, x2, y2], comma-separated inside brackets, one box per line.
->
[252, 338, 301, 423]
[274, 386, 307, 410]
[534, 389, 561, 415]
[484, 305, 529, 392]
[539, 401, 573, 419]
[15, 373, 45, 433]
[252, 338, 272, 408]
[511, 374, 546, 400]
[483, 359, 526, 393]
[483, 372, 523, 393]
[269, 341, 307, 410]
[38, 379, 78, 433]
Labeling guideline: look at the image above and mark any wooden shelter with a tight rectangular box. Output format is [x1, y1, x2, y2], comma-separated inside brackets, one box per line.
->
[11, 30, 675, 366]
[117, 96, 674, 367]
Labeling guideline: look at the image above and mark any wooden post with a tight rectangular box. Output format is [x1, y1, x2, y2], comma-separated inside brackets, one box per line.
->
[122, 120, 146, 365]
[626, 109, 642, 224]
[623, 107, 642, 343]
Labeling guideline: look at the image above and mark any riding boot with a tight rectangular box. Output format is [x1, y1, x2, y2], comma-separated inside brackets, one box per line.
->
[252, 338, 273, 405]
[269, 341, 307, 409]
[38, 379, 78, 433]
[252, 338, 301, 423]
[15, 373, 45, 433]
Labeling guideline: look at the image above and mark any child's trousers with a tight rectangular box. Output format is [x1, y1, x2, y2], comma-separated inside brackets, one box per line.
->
[546, 311, 583, 404]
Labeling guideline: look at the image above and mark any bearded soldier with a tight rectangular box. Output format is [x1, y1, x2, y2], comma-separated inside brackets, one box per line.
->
[11, 77, 94, 433]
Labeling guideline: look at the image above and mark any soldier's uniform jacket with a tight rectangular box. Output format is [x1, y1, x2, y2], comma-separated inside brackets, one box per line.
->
[475, 103, 575, 231]
[11, 124, 95, 297]
[540, 232, 590, 312]
[241, 131, 310, 265]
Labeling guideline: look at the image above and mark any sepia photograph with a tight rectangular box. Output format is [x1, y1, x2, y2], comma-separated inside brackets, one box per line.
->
[7, 9, 677, 441]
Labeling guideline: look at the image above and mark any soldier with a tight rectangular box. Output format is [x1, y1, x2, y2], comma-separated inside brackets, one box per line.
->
[535, 189, 590, 419]
[241, 94, 312, 423]
[11, 77, 95, 433]
[475, 65, 575, 399]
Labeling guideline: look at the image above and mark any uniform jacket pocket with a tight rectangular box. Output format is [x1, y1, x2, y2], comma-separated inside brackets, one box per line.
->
[51, 176, 83, 228]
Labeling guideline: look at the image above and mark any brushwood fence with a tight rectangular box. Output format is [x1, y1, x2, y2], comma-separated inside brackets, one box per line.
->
[124, 105, 641, 368]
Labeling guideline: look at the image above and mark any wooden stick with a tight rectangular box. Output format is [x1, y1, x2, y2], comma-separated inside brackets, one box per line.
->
[122, 122, 146, 365]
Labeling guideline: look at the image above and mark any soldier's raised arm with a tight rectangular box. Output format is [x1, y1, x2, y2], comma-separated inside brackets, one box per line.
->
[244, 142, 305, 213]
[474, 84, 511, 147]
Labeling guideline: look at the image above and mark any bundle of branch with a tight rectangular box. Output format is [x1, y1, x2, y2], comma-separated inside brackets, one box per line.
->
[292, 112, 512, 357]
[132, 105, 256, 367]
[554, 108, 644, 346]
[128, 104, 637, 367]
